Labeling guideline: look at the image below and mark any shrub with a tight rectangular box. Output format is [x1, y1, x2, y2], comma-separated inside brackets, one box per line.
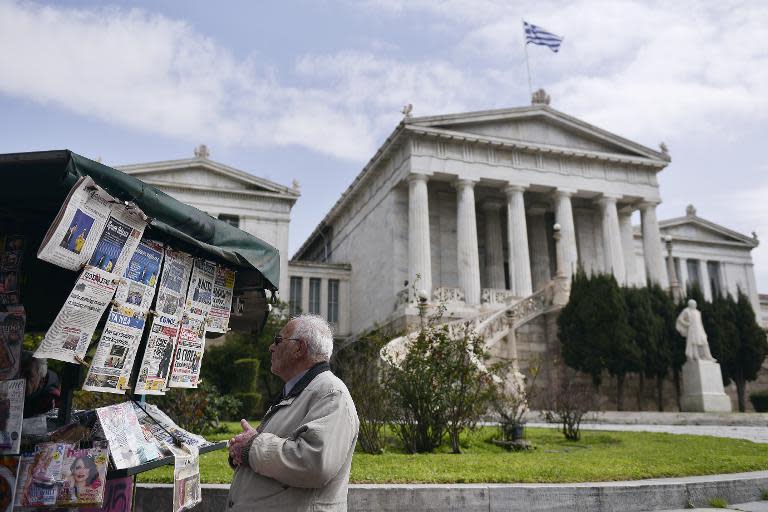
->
[148, 381, 241, 434]
[543, 363, 596, 441]
[708, 497, 728, 508]
[750, 391, 768, 413]
[233, 392, 261, 419]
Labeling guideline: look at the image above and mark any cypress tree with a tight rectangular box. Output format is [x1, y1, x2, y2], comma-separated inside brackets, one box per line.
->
[558, 269, 604, 386]
[624, 286, 666, 410]
[646, 283, 677, 410]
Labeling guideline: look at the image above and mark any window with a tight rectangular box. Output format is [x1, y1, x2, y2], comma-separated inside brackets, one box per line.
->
[686, 259, 701, 290]
[309, 278, 321, 315]
[217, 214, 239, 228]
[327, 279, 339, 324]
[707, 261, 722, 298]
[289, 276, 303, 316]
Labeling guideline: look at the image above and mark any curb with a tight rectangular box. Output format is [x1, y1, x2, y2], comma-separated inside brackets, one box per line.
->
[135, 471, 768, 511]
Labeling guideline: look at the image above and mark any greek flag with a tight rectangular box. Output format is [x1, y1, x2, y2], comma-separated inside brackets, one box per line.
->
[523, 20, 563, 53]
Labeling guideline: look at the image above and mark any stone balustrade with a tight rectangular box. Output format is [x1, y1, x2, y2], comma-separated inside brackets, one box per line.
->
[481, 288, 517, 305]
[433, 286, 465, 304]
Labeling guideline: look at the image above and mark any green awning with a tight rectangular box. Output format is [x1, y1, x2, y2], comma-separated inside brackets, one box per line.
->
[0, 150, 280, 291]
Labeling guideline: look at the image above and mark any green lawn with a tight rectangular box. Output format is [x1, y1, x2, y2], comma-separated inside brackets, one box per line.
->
[138, 422, 768, 484]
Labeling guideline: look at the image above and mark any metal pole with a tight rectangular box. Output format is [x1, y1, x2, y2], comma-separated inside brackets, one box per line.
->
[522, 20, 533, 99]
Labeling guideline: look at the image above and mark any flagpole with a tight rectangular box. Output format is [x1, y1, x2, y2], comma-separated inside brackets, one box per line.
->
[522, 20, 533, 100]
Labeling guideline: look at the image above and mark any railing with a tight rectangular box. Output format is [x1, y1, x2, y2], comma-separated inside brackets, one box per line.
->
[433, 287, 465, 304]
[481, 288, 517, 305]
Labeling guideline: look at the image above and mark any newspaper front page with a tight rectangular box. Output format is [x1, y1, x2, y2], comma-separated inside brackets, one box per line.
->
[167, 312, 206, 389]
[0, 305, 25, 380]
[87, 206, 146, 278]
[172, 444, 201, 512]
[114, 239, 164, 311]
[56, 441, 109, 507]
[132, 403, 209, 456]
[34, 267, 118, 364]
[207, 266, 235, 334]
[155, 249, 193, 319]
[0, 379, 24, 455]
[96, 402, 161, 470]
[37, 177, 113, 271]
[83, 304, 148, 394]
[0, 235, 24, 305]
[133, 314, 180, 395]
[186, 259, 215, 320]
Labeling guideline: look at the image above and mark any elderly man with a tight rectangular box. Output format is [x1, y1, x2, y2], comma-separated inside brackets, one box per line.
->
[227, 314, 359, 511]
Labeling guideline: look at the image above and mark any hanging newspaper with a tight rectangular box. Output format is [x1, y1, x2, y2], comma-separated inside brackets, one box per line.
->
[167, 312, 206, 389]
[114, 239, 164, 310]
[156, 249, 194, 319]
[172, 444, 201, 512]
[0, 305, 25, 380]
[37, 176, 114, 271]
[133, 314, 180, 395]
[96, 402, 161, 470]
[56, 441, 109, 507]
[208, 266, 235, 333]
[0, 379, 24, 454]
[87, 205, 147, 277]
[186, 258, 215, 320]
[132, 403, 209, 455]
[0, 455, 20, 512]
[17, 442, 66, 507]
[0, 235, 24, 305]
[83, 303, 148, 394]
[34, 267, 117, 364]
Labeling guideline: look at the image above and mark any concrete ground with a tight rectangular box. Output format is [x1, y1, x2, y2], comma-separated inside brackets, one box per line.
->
[666, 502, 768, 511]
[528, 422, 768, 444]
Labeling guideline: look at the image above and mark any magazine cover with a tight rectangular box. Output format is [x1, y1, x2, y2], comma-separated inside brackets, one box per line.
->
[0, 455, 20, 512]
[34, 267, 118, 364]
[167, 312, 206, 389]
[96, 402, 161, 470]
[155, 249, 193, 319]
[172, 444, 201, 512]
[83, 304, 148, 394]
[133, 314, 180, 395]
[87, 206, 146, 278]
[114, 239, 164, 311]
[19, 442, 66, 507]
[78, 475, 134, 512]
[0, 379, 25, 455]
[37, 176, 114, 271]
[208, 266, 235, 334]
[0, 305, 25, 380]
[56, 442, 109, 506]
[0, 235, 24, 305]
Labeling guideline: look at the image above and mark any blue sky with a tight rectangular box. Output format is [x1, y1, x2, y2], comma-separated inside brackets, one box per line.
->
[2, 0, 767, 290]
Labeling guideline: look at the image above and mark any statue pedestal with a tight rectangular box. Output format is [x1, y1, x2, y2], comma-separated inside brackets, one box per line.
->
[680, 359, 732, 412]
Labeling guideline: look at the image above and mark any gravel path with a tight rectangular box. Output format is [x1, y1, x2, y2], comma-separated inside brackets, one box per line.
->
[529, 422, 768, 444]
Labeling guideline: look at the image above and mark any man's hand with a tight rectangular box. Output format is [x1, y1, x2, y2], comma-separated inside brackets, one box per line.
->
[228, 419, 258, 466]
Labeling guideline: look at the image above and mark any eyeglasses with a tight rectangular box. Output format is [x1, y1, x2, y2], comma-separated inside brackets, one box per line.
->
[273, 334, 302, 345]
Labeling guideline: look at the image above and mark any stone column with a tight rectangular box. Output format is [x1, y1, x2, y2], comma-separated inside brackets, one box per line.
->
[482, 202, 506, 290]
[640, 201, 668, 287]
[408, 173, 432, 297]
[553, 189, 578, 279]
[598, 195, 626, 284]
[699, 259, 712, 300]
[679, 257, 689, 294]
[527, 205, 551, 291]
[618, 208, 638, 286]
[455, 178, 481, 305]
[506, 185, 532, 296]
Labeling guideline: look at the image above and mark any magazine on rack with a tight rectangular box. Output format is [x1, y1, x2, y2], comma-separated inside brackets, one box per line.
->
[18, 442, 66, 507]
[186, 259, 215, 320]
[37, 176, 114, 271]
[0, 455, 20, 512]
[0, 305, 25, 380]
[56, 442, 109, 507]
[167, 311, 206, 389]
[208, 266, 235, 333]
[172, 444, 201, 512]
[83, 303, 148, 394]
[133, 314, 180, 395]
[87, 207, 147, 278]
[155, 249, 193, 319]
[114, 239, 164, 311]
[132, 403, 209, 455]
[0, 379, 25, 455]
[34, 267, 118, 364]
[0, 235, 24, 305]
[96, 402, 161, 470]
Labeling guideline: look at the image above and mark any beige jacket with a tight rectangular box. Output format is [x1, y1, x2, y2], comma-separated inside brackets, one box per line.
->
[227, 365, 359, 511]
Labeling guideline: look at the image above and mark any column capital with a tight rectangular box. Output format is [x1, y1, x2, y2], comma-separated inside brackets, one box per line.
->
[638, 199, 661, 210]
[407, 172, 431, 184]
[597, 194, 621, 206]
[618, 204, 637, 216]
[553, 188, 577, 198]
[504, 184, 527, 196]
[454, 177, 479, 190]
[481, 201, 503, 212]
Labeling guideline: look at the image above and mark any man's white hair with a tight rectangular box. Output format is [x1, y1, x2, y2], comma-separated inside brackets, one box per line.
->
[290, 314, 334, 362]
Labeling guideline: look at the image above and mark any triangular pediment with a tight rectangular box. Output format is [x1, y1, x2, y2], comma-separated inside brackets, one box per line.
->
[409, 106, 669, 162]
[659, 216, 758, 247]
[117, 158, 299, 198]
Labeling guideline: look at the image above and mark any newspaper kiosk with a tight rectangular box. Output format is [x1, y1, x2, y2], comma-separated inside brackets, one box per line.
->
[0, 150, 279, 511]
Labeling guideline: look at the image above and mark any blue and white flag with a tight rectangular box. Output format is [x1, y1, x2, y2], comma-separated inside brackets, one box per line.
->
[523, 20, 563, 53]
